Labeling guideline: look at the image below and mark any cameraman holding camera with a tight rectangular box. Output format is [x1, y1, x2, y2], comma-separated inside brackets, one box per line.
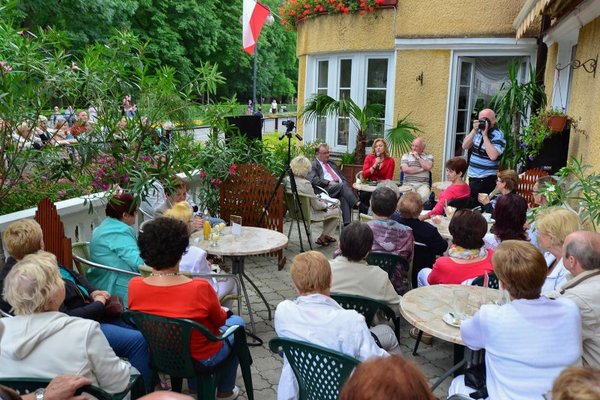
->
[462, 108, 506, 204]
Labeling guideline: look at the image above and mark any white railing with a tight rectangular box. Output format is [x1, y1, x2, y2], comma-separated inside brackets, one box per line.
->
[0, 173, 202, 259]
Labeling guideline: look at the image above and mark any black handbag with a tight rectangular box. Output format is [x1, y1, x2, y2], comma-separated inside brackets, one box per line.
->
[463, 348, 488, 399]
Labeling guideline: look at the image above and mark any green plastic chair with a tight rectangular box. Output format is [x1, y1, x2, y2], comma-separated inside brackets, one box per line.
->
[123, 311, 254, 400]
[331, 293, 400, 341]
[471, 272, 500, 289]
[269, 337, 359, 400]
[0, 375, 144, 400]
[366, 252, 410, 281]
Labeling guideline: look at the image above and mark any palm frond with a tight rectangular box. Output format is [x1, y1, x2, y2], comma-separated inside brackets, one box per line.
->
[385, 114, 422, 157]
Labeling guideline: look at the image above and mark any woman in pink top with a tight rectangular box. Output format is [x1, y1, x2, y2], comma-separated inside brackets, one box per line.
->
[418, 209, 494, 286]
[419, 157, 470, 220]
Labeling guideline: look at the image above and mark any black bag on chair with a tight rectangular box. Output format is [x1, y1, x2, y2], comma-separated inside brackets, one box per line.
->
[464, 349, 488, 399]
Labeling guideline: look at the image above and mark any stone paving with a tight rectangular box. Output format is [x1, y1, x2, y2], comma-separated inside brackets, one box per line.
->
[230, 221, 454, 400]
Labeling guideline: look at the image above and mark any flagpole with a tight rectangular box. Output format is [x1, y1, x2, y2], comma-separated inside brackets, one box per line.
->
[253, 44, 258, 113]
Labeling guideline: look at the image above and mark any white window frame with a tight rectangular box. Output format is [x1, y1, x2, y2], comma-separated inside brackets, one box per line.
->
[304, 52, 395, 154]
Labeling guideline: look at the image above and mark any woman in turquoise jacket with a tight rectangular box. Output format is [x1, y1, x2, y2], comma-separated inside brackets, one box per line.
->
[89, 193, 144, 303]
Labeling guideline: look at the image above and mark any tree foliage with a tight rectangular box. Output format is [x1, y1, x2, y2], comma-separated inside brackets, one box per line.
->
[1, 0, 298, 102]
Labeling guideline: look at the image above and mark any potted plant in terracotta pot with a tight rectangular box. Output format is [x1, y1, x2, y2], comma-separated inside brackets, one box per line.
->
[545, 107, 569, 133]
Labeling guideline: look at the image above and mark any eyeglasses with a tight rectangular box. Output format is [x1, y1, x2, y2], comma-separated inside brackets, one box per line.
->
[496, 179, 504, 183]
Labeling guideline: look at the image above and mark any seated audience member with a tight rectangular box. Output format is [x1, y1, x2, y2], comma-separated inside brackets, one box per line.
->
[0, 219, 152, 390]
[70, 111, 89, 137]
[339, 355, 435, 400]
[367, 186, 414, 295]
[449, 241, 581, 399]
[288, 155, 339, 246]
[0, 375, 92, 400]
[419, 157, 470, 220]
[88, 193, 144, 303]
[419, 209, 494, 286]
[307, 143, 358, 226]
[0, 252, 133, 393]
[52, 120, 78, 146]
[477, 169, 518, 214]
[163, 203, 237, 303]
[359, 138, 395, 214]
[34, 116, 52, 145]
[129, 217, 244, 400]
[400, 137, 434, 202]
[329, 222, 401, 354]
[274, 251, 387, 400]
[551, 366, 600, 400]
[393, 192, 448, 288]
[560, 231, 600, 368]
[483, 192, 528, 250]
[528, 175, 559, 248]
[155, 177, 189, 217]
[536, 207, 581, 294]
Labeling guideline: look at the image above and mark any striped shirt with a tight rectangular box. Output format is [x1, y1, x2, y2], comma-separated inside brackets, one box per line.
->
[401, 152, 433, 184]
[467, 128, 505, 178]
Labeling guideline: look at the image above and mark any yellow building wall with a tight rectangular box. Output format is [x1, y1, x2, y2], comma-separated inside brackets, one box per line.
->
[544, 43, 558, 98]
[296, 10, 396, 57]
[395, 0, 526, 38]
[563, 16, 600, 170]
[394, 50, 451, 182]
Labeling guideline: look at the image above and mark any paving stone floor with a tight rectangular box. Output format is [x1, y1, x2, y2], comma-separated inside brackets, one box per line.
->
[229, 220, 454, 400]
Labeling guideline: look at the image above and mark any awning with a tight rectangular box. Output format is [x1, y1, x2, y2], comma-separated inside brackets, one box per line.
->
[513, 0, 552, 40]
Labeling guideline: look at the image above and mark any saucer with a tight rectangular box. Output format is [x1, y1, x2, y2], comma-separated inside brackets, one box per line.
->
[442, 312, 464, 328]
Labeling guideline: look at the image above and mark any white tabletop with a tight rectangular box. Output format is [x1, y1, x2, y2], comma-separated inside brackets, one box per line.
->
[191, 226, 288, 257]
[400, 284, 501, 345]
[425, 215, 493, 241]
[353, 181, 413, 193]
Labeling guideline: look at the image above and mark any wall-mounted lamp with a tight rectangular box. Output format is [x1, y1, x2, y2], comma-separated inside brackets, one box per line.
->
[416, 71, 424, 86]
[556, 54, 598, 78]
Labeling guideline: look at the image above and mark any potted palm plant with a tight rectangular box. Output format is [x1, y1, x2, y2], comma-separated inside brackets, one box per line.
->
[302, 93, 384, 165]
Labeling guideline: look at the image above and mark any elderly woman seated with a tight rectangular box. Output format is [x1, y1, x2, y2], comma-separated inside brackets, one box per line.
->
[535, 207, 581, 294]
[163, 202, 237, 304]
[129, 217, 245, 400]
[0, 252, 133, 393]
[367, 186, 414, 295]
[418, 209, 494, 287]
[0, 219, 152, 390]
[392, 192, 448, 288]
[477, 169, 519, 214]
[448, 241, 581, 399]
[274, 251, 388, 400]
[89, 192, 144, 303]
[288, 155, 339, 246]
[483, 192, 528, 250]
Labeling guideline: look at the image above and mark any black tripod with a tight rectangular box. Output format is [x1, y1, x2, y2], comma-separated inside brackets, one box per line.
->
[259, 120, 312, 252]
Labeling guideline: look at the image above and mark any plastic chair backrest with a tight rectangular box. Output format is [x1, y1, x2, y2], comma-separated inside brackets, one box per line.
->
[330, 293, 400, 339]
[123, 311, 254, 400]
[0, 376, 142, 400]
[359, 213, 373, 222]
[471, 272, 500, 289]
[447, 196, 477, 210]
[366, 252, 409, 280]
[269, 337, 359, 400]
[284, 191, 312, 223]
[71, 242, 140, 278]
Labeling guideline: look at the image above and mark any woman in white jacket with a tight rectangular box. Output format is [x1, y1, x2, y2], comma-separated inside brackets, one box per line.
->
[0, 251, 133, 393]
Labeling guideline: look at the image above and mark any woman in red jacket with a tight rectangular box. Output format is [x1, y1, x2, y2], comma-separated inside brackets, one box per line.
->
[359, 138, 395, 214]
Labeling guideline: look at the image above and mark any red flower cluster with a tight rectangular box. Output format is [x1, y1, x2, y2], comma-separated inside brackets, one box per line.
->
[279, 0, 389, 29]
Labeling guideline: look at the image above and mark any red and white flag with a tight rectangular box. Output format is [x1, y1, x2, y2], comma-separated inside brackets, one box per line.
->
[242, 0, 270, 55]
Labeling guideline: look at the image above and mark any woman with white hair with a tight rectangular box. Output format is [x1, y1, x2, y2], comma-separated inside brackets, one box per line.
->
[288, 155, 339, 246]
[0, 251, 133, 393]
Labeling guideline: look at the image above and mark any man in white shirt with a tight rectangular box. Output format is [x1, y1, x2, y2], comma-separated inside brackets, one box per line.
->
[274, 251, 387, 400]
[561, 230, 600, 368]
[307, 143, 358, 226]
[400, 138, 433, 202]
[449, 240, 581, 400]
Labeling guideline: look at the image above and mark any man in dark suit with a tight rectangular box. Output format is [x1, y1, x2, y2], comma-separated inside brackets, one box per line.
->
[307, 143, 358, 225]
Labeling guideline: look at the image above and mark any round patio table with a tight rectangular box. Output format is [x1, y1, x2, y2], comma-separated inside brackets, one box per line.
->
[191, 226, 288, 338]
[352, 181, 413, 193]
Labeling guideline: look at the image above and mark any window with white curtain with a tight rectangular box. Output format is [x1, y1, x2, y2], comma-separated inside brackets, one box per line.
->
[305, 53, 394, 153]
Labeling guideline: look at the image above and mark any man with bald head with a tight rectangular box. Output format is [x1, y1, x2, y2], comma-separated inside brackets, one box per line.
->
[401, 137, 433, 202]
[462, 108, 506, 202]
[561, 230, 600, 368]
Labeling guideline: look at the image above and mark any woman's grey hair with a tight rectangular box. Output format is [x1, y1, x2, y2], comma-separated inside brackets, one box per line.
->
[3, 251, 64, 315]
[290, 155, 312, 178]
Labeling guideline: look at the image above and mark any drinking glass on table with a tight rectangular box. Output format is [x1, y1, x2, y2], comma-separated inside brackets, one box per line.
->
[452, 289, 469, 320]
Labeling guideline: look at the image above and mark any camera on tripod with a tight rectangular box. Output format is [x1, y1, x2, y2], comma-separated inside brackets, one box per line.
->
[281, 119, 295, 132]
